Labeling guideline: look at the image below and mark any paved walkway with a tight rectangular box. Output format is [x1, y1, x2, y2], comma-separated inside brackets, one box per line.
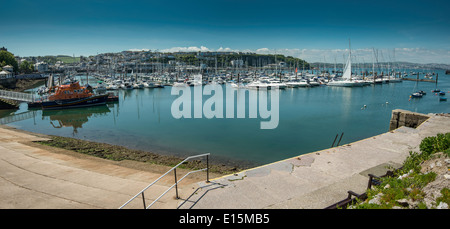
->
[0, 126, 203, 209]
[1, 113, 449, 209]
[178, 113, 450, 209]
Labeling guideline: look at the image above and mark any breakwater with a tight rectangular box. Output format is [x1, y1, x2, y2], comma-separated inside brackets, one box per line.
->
[389, 109, 431, 131]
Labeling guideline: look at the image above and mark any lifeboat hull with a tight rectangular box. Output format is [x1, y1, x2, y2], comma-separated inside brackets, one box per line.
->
[41, 94, 108, 110]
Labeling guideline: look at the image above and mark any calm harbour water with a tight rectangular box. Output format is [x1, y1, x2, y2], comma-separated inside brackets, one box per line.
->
[4, 69, 450, 167]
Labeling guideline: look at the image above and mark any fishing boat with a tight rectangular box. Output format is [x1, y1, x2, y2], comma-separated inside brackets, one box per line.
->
[41, 80, 108, 110]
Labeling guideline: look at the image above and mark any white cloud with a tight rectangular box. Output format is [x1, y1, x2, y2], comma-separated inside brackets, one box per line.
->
[256, 48, 270, 53]
[217, 47, 236, 52]
[160, 46, 211, 53]
[128, 48, 150, 52]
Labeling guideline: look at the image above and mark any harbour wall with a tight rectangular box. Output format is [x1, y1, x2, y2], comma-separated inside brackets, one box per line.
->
[0, 78, 16, 88]
[389, 109, 430, 131]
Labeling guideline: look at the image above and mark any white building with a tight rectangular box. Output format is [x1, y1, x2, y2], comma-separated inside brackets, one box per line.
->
[0, 70, 13, 79]
[230, 59, 244, 67]
[34, 62, 48, 72]
[0, 65, 14, 78]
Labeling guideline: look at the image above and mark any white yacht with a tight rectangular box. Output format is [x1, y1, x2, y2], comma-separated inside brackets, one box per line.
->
[173, 80, 187, 87]
[308, 79, 320, 87]
[133, 82, 144, 89]
[267, 79, 287, 89]
[286, 80, 309, 88]
[95, 81, 107, 94]
[246, 80, 269, 90]
[106, 84, 119, 90]
[327, 40, 365, 87]
[121, 81, 133, 89]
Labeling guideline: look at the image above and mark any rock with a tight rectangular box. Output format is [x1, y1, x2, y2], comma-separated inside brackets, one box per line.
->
[369, 193, 384, 205]
[396, 199, 409, 207]
[368, 198, 380, 205]
[436, 202, 448, 209]
[398, 173, 409, 180]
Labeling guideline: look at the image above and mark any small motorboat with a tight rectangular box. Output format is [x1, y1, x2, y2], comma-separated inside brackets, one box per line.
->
[410, 92, 423, 98]
[418, 90, 426, 95]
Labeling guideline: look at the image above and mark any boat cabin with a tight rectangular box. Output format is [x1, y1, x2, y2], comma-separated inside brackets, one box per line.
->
[48, 81, 93, 101]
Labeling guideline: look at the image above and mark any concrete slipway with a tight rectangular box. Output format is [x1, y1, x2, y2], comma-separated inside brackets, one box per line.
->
[1, 112, 449, 209]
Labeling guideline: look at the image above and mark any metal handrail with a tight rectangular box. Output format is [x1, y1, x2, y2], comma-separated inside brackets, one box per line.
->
[119, 153, 210, 209]
[0, 89, 36, 102]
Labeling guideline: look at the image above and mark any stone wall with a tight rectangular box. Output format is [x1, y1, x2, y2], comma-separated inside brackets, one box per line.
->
[0, 78, 17, 89]
[0, 98, 19, 109]
[389, 109, 430, 131]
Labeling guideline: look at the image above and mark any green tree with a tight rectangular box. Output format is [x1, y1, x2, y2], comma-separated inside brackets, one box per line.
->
[0, 50, 19, 73]
[19, 61, 35, 74]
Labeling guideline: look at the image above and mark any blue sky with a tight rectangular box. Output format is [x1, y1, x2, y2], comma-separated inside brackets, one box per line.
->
[2, 0, 450, 64]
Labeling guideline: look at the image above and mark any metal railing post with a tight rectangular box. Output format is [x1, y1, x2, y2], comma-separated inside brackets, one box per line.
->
[174, 168, 179, 199]
[337, 132, 344, 146]
[119, 153, 210, 209]
[141, 192, 146, 209]
[206, 154, 210, 183]
[331, 134, 338, 147]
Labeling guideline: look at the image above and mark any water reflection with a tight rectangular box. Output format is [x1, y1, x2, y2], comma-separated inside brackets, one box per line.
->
[42, 105, 111, 135]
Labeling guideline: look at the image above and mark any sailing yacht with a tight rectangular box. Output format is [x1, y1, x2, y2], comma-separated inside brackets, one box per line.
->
[327, 41, 364, 87]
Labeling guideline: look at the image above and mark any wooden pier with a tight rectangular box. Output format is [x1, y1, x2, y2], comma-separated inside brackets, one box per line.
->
[402, 77, 437, 83]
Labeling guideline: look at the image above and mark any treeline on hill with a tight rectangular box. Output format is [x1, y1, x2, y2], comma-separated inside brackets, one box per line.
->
[30, 55, 80, 64]
[164, 53, 310, 69]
